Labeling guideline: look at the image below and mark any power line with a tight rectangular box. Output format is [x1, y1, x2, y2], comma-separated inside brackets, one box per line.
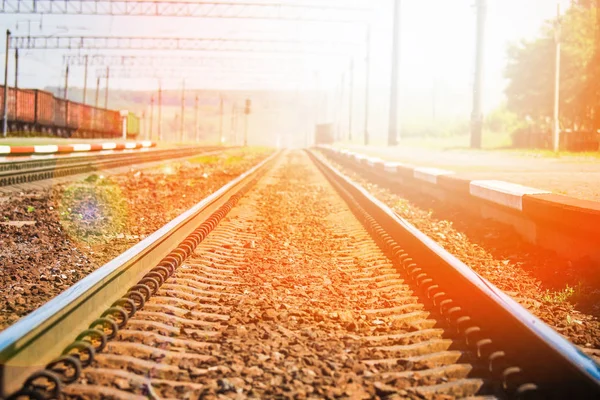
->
[0, 0, 370, 22]
[9, 35, 359, 55]
[62, 54, 313, 71]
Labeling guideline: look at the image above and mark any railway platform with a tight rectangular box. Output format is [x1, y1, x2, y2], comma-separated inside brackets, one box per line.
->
[338, 144, 600, 202]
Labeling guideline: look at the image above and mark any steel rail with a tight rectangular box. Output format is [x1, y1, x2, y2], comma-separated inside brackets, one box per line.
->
[0, 150, 278, 396]
[308, 149, 600, 398]
[0, 145, 225, 186]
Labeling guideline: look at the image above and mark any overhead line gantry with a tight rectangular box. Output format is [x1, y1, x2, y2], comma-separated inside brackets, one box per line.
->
[9, 35, 358, 55]
[0, 0, 369, 22]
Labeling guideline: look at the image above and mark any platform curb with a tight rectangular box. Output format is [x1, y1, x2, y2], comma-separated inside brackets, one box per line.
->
[317, 145, 600, 261]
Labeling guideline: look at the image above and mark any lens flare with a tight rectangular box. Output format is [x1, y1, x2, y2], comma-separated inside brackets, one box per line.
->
[56, 179, 128, 244]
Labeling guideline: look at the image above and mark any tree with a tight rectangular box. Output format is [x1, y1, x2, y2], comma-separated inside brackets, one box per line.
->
[505, 4, 596, 130]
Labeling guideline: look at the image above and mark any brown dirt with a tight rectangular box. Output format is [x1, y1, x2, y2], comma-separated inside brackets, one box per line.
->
[0, 149, 271, 330]
[323, 153, 600, 352]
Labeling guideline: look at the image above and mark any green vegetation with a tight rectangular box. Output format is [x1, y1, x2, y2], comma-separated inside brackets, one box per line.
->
[189, 154, 221, 165]
[505, 2, 600, 131]
[26, 206, 35, 213]
[188, 147, 272, 166]
[541, 284, 585, 305]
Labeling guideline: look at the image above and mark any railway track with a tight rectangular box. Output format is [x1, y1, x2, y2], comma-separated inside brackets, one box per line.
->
[0, 146, 224, 187]
[0, 150, 599, 399]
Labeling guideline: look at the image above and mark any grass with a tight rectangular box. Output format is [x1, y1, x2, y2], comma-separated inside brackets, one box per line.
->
[187, 146, 272, 166]
[541, 283, 586, 305]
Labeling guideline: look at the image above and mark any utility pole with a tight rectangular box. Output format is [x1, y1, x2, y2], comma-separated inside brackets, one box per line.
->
[338, 72, 345, 141]
[82, 55, 88, 104]
[149, 95, 154, 140]
[64, 64, 69, 99]
[180, 79, 185, 142]
[231, 103, 236, 144]
[3, 30, 11, 138]
[14, 48, 18, 118]
[219, 95, 224, 144]
[349, 58, 354, 142]
[141, 111, 146, 139]
[194, 95, 199, 142]
[104, 66, 110, 109]
[14, 48, 18, 90]
[364, 24, 371, 146]
[388, 0, 401, 146]
[313, 71, 319, 147]
[244, 99, 251, 146]
[432, 79, 437, 121]
[470, 0, 486, 149]
[553, 4, 562, 153]
[157, 80, 162, 141]
[95, 76, 100, 108]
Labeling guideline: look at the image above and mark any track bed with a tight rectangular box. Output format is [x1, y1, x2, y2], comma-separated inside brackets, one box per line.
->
[5, 151, 599, 399]
[61, 152, 495, 398]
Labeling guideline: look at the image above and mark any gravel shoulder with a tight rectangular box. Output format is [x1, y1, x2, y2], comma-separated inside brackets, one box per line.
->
[323, 153, 600, 356]
[0, 148, 272, 330]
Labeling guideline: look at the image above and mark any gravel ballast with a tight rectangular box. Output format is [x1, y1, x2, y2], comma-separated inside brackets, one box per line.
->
[0, 149, 271, 330]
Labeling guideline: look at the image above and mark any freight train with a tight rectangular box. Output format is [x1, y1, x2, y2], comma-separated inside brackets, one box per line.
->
[0, 87, 140, 139]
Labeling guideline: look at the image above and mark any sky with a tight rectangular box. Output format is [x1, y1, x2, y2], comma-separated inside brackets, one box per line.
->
[0, 0, 573, 139]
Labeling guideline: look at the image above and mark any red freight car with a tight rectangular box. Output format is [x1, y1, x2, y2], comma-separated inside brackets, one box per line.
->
[15, 89, 35, 123]
[35, 90, 55, 126]
[67, 101, 82, 130]
[1, 86, 137, 138]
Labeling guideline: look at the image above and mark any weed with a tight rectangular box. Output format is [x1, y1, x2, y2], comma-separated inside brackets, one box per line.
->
[541, 284, 583, 304]
[26, 206, 35, 213]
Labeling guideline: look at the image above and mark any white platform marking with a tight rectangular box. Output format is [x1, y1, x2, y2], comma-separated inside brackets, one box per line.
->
[384, 161, 412, 174]
[72, 144, 92, 151]
[366, 157, 383, 167]
[470, 180, 550, 211]
[413, 167, 454, 184]
[102, 142, 117, 150]
[34, 145, 59, 153]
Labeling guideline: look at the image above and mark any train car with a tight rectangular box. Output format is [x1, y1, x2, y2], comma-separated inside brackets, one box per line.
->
[15, 89, 35, 123]
[78, 102, 93, 136]
[67, 101, 82, 130]
[106, 109, 121, 138]
[0, 88, 41, 133]
[315, 123, 334, 145]
[127, 112, 140, 138]
[54, 98, 68, 136]
[35, 90, 55, 126]
[1, 86, 138, 139]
